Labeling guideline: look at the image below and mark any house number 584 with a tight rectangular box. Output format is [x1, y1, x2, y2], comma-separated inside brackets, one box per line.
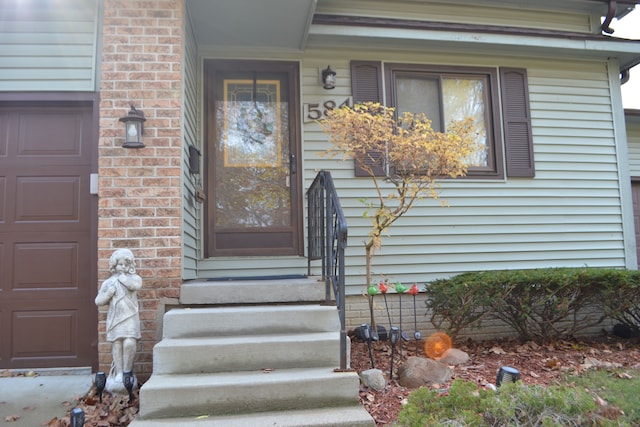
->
[303, 97, 353, 123]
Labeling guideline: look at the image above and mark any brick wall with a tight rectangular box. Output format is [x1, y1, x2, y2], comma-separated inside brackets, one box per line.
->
[97, 0, 184, 380]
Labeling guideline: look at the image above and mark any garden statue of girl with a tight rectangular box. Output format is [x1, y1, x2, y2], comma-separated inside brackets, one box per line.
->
[95, 248, 142, 393]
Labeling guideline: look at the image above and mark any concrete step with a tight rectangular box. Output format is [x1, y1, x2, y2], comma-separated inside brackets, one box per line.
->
[129, 405, 375, 427]
[138, 367, 361, 419]
[162, 305, 340, 339]
[180, 276, 326, 305]
[153, 332, 340, 374]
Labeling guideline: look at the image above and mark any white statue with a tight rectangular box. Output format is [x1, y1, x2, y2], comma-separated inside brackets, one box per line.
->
[95, 248, 142, 394]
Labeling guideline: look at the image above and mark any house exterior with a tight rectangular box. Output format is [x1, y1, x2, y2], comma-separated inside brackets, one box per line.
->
[1, 0, 639, 379]
[627, 108, 640, 266]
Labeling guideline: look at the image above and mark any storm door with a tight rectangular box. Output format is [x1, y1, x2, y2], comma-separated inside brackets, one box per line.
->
[205, 60, 302, 256]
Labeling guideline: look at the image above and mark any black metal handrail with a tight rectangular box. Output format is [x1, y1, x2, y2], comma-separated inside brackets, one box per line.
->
[307, 170, 348, 370]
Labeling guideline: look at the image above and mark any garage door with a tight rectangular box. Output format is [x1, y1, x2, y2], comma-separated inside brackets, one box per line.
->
[0, 100, 97, 369]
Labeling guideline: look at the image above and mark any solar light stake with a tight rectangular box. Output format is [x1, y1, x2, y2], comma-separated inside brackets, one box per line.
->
[95, 371, 106, 403]
[70, 408, 85, 427]
[389, 326, 400, 379]
[496, 366, 521, 387]
[123, 371, 135, 403]
[409, 284, 421, 353]
[361, 323, 376, 369]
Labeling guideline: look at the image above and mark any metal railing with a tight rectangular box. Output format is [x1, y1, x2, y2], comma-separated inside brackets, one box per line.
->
[307, 170, 349, 370]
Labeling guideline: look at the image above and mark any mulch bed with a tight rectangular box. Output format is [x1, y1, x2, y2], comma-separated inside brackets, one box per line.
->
[39, 330, 640, 426]
[350, 331, 640, 426]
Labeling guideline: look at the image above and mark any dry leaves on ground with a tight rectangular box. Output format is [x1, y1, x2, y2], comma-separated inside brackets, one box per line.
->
[350, 332, 640, 426]
[44, 332, 640, 427]
[45, 389, 138, 427]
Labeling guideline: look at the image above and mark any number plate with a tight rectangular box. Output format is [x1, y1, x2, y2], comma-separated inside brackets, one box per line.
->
[303, 97, 353, 123]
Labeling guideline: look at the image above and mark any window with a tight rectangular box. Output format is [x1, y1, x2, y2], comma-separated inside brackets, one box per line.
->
[351, 61, 534, 179]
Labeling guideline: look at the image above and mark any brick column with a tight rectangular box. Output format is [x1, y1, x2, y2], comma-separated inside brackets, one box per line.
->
[98, 0, 184, 379]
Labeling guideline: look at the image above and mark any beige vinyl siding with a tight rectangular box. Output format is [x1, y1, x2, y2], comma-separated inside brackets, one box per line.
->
[182, 7, 200, 279]
[0, 0, 98, 91]
[302, 50, 626, 293]
[315, 0, 596, 34]
[627, 115, 640, 177]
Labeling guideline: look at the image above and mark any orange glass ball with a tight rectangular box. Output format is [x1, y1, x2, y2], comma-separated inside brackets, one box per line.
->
[424, 332, 452, 359]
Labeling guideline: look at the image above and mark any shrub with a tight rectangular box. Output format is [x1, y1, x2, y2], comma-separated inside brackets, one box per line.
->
[424, 268, 640, 341]
[397, 380, 625, 427]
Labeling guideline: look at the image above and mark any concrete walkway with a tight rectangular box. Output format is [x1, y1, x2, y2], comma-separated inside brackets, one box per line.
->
[0, 369, 92, 426]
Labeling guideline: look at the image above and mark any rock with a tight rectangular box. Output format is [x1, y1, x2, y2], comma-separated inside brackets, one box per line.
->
[437, 348, 470, 365]
[397, 356, 453, 388]
[359, 368, 387, 391]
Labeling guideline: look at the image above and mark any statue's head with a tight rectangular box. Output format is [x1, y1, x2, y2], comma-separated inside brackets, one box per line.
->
[109, 248, 136, 274]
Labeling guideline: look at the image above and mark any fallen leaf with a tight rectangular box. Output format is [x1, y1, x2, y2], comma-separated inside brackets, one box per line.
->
[5, 414, 20, 422]
[46, 418, 62, 427]
[489, 346, 506, 355]
[594, 394, 608, 407]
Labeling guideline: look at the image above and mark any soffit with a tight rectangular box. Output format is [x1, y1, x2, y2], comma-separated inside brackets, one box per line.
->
[187, 0, 317, 52]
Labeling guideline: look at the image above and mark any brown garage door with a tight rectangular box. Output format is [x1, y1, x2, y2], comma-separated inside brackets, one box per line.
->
[0, 99, 97, 369]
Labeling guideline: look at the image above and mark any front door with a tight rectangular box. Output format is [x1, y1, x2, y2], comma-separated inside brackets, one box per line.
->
[205, 60, 303, 257]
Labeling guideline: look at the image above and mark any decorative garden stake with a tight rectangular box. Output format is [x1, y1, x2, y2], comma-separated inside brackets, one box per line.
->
[367, 284, 380, 340]
[361, 323, 376, 368]
[395, 283, 410, 343]
[389, 326, 401, 379]
[379, 282, 393, 331]
[409, 284, 421, 353]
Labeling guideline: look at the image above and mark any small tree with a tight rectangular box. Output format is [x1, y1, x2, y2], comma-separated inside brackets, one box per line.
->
[320, 102, 478, 330]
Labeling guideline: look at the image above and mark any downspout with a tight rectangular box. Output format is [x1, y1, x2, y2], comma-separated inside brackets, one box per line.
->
[621, 68, 630, 84]
[601, 0, 617, 34]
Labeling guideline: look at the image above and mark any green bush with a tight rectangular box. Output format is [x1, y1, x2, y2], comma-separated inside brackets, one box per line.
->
[397, 379, 625, 427]
[424, 268, 640, 341]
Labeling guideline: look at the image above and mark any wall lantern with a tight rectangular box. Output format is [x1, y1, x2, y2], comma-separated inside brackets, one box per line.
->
[321, 65, 336, 90]
[496, 366, 520, 387]
[119, 105, 146, 148]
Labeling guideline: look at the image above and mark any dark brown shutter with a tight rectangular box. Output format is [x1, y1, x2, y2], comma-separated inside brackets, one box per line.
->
[351, 61, 386, 177]
[500, 67, 535, 177]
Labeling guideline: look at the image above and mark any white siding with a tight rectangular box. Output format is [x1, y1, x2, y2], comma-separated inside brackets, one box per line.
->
[627, 115, 640, 177]
[182, 6, 201, 279]
[301, 50, 627, 294]
[315, 0, 596, 34]
[0, 0, 99, 91]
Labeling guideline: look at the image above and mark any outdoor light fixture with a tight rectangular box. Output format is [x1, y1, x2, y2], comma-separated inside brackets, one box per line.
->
[119, 105, 146, 148]
[321, 65, 336, 89]
[70, 408, 85, 427]
[496, 366, 521, 387]
[389, 326, 401, 379]
[361, 323, 376, 368]
[123, 371, 135, 403]
[95, 371, 106, 403]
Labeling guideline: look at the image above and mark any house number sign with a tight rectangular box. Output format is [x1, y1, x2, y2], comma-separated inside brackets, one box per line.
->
[303, 97, 353, 123]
